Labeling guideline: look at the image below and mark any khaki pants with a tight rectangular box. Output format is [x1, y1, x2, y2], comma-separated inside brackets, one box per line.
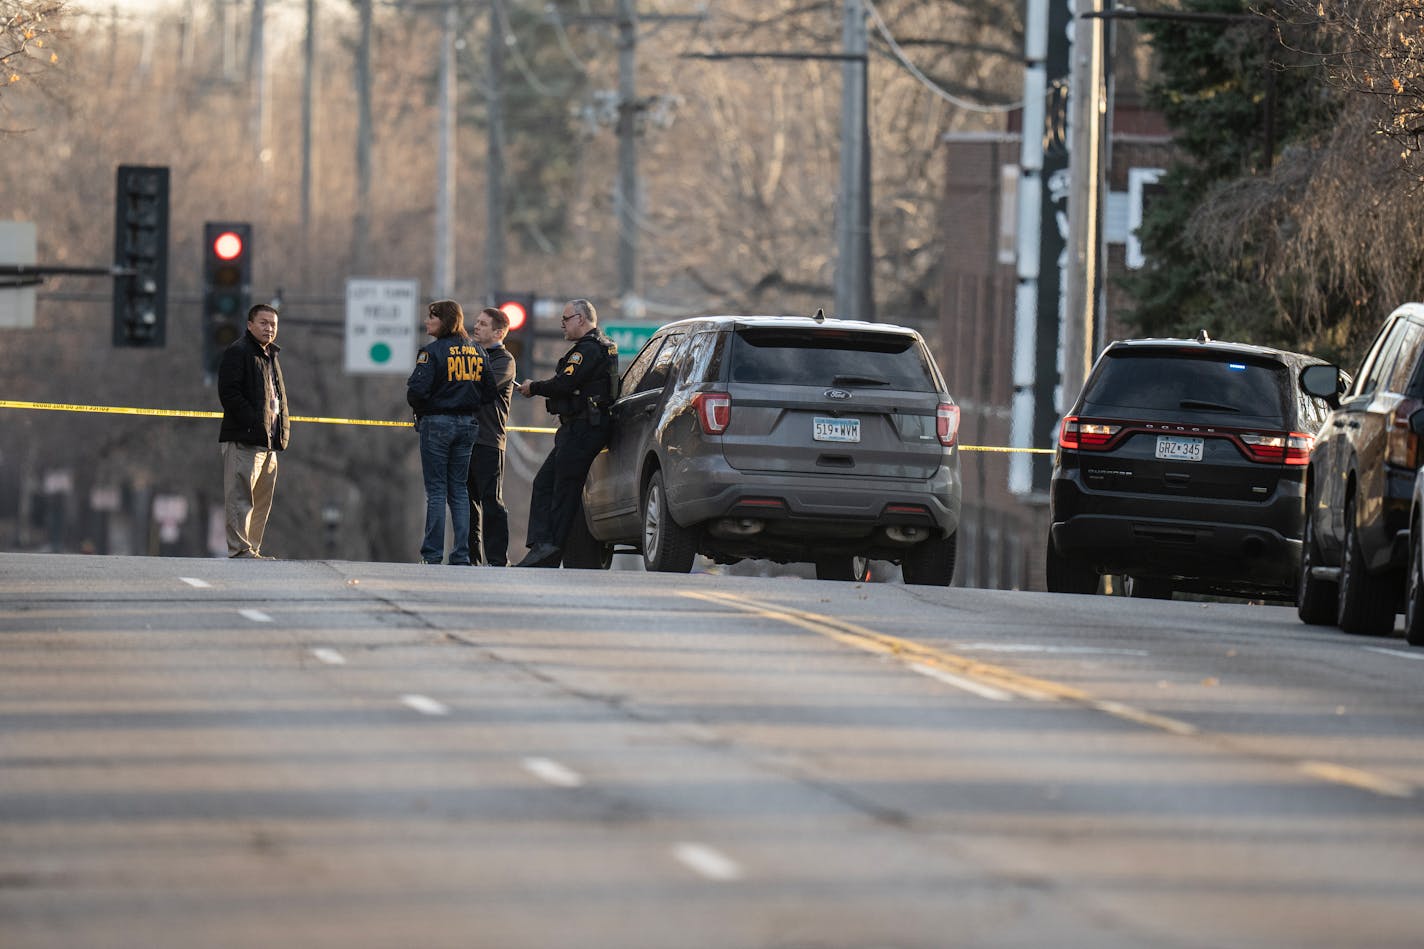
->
[222, 441, 278, 557]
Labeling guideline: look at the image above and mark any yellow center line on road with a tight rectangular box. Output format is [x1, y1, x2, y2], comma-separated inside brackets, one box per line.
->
[683, 590, 1415, 799]
[684, 590, 1086, 703]
[1297, 761, 1415, 799]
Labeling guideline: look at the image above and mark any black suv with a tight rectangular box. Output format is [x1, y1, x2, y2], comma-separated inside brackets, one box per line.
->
[1048, 336, 1336, 600]
[1299, 303, 1424, 635]
[562, 315, 963, 585]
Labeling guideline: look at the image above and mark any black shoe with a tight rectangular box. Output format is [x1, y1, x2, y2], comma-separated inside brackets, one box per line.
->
[514, 543, 561, 567]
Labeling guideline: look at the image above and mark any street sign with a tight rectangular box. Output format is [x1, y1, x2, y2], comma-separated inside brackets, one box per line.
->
[345, 278, 419, 374]
[602, 322, 657, 360]
[0, 221, 37, 329]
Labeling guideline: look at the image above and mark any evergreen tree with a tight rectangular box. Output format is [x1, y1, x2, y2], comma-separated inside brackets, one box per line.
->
[1119, 0, 1339, 345]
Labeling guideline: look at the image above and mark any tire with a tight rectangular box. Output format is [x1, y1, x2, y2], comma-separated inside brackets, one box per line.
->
[1124, 576, 1173, 600]
[901, 532, 957, 586]
[1296, 495, 1338, 625]
[815, 556, 869, 582]
[1045, 536, 1098, 594]
[1405, 526, 1424, 647]
[561, 500, 613, 570]
[641, 471, 697, 573]
[1336, 494, 1398, 637]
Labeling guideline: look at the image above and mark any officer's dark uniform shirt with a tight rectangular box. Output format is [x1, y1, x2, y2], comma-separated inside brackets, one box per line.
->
[406, 334, 498, 418]
[529, 329, 619, 422]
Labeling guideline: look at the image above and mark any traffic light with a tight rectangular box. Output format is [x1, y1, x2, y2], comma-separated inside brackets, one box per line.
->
[203, 222, 252, 375]
[112, 165, 169, 347]
[495, 291, 535, 368]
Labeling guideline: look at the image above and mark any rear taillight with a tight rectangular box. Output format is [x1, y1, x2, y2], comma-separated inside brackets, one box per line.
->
[936, 402, 960, 447]
[693, 392, 731, 435]
[1237, 431, 1313, 465]
[1059, 416, 1122, 451]
[1388, 400, 1423, 467]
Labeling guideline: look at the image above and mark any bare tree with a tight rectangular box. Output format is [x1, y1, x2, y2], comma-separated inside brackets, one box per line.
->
[0, 0, 65, 121]
[1278, 1, 1424, 173]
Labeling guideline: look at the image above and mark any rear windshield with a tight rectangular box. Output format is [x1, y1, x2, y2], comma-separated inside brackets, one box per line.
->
[1083, 350, 1289, 422]
[729, 328, 939, 391]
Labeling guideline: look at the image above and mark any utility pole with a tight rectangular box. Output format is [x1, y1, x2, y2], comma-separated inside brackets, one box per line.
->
[834, 0, 872, 322]
[248, 0, 266, 172]
[352, 0, 373, 272]
[300, 0, 316, 282]
[484, 0, 506, 301]
[434, 0, 457, 299]
[1063, 0, 1105, 403]
[565, 4, 703, 315]
[1010, 0, 1073, 498]
[616, 0, 638, 309]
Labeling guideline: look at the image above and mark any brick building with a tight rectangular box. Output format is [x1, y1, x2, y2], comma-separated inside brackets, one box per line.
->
[934, 99, 1173, 590]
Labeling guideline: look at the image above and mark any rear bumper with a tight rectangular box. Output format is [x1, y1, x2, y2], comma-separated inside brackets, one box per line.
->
[669, 461, 961, 547]
[1050, 472, 1305, 594]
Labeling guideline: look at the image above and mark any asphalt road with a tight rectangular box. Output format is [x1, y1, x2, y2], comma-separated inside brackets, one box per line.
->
[2, 552, 1423, 948]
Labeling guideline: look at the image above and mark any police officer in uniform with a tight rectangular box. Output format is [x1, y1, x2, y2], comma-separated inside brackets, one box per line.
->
[514, 298, 619, 567]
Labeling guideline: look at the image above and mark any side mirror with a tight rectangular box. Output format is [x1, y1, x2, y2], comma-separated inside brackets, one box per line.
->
[1300, 363, 1343, 408]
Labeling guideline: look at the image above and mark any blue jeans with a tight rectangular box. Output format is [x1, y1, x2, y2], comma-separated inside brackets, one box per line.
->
[417, 415, 478, 564]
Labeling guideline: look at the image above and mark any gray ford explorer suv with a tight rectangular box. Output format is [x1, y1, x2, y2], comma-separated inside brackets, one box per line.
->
[562, 314, 963, 585]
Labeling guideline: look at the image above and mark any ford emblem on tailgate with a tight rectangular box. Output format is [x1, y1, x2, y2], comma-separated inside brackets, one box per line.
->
[824, 388, 852, 401]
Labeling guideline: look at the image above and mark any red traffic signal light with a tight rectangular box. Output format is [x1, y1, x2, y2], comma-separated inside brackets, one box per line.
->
[498, 297, 529, 332]
[212, 230, 244, 261]
[494, 292, 535, 368]
[203, 222, 253, 375]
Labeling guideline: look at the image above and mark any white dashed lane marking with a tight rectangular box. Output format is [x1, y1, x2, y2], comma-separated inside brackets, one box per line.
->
[1364, 646, 1424, 662]
[400, 694, 450, 716]
[909, 662, 1015, 701]
[178, 577, 211, 589]
[239, 609, 272, 623]
[521, 756, 585, 788]
[673, 843, 743, 881]
[310, 648, 346, 665]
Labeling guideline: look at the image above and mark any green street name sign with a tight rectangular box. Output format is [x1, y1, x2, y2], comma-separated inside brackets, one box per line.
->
[602, 323, 658, 359]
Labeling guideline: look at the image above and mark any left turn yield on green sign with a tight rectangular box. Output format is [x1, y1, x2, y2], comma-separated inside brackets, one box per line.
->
[345, 278, 419, 374]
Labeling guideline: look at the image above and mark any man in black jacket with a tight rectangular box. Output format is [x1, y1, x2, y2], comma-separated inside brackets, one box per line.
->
[467, 306, 517, 566]
[513, 298, 619, 567]
[218, 304, 289, 559]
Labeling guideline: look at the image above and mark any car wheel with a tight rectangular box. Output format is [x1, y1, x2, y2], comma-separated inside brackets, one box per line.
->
[815, 556, 869, 582]
[1296, 495, 1338, 625]
[900, 531, 956, 586]
[1045, 536, 1098, 594]
[641, 471, 697, 573]
[1336, 494, 1397, 636]
[1405, 525, 1424, 647]
[1124, 576, 1172, 599]
[561, 501, 613, 570]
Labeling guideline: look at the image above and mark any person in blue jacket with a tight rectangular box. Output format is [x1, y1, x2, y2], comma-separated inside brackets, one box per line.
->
[407, 300, 497, 565]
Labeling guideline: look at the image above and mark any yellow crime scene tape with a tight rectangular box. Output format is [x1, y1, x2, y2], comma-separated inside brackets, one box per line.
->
[0, 399, 1052, 452]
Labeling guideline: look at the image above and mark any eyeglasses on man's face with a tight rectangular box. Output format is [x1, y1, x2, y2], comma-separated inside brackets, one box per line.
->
[561, 313, 580, 325]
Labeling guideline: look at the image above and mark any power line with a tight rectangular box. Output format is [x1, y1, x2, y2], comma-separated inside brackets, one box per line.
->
[863, 0, 1021, 114]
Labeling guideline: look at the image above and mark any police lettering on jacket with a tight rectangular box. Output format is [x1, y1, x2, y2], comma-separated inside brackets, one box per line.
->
[407, 335, 498, 417]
